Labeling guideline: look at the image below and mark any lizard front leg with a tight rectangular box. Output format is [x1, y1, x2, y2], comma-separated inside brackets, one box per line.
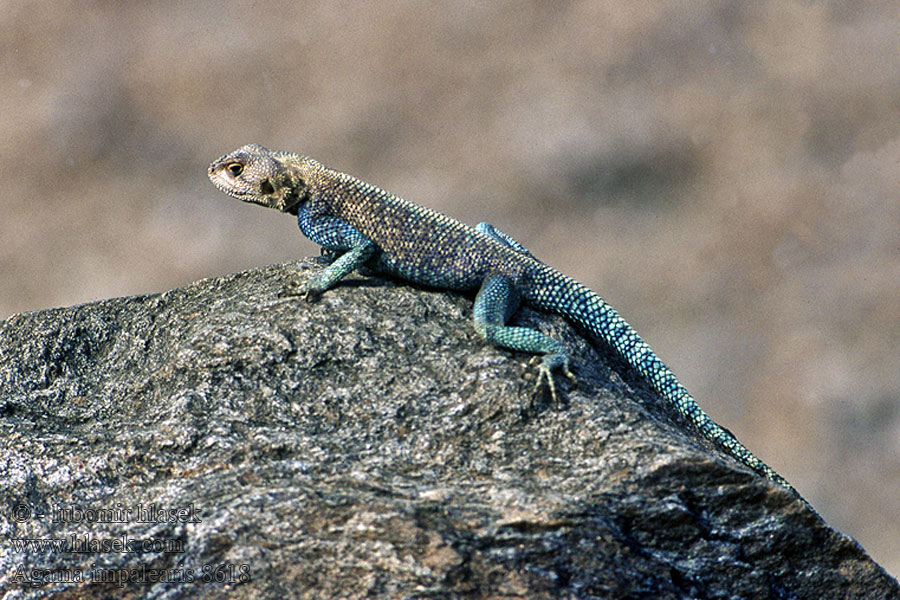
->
[473, 274, 576, 402]
[297, 242, 375, 299]
[286, 206, 375, 299]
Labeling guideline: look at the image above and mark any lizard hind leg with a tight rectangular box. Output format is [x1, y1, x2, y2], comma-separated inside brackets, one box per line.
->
[473, 275, 576, 403]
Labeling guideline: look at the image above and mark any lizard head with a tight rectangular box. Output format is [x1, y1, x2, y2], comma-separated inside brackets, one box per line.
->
[208, 144, 307, 215]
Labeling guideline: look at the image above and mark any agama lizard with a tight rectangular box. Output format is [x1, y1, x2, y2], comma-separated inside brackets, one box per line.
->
[208, 143, 805, 502]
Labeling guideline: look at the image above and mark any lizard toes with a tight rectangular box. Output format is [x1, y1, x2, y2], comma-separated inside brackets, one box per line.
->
[532, 365, 561, 406]
[279, 280, 319, 302]
[300, 288, 321, 303]
[278, 287, 302, 299]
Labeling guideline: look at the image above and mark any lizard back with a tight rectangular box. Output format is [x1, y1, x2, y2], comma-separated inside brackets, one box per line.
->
[310, 165, 540, 291]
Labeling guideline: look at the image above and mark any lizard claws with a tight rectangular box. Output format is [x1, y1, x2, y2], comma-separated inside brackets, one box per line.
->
[279, 280, 320, 302]
[531, 356, 577, 406]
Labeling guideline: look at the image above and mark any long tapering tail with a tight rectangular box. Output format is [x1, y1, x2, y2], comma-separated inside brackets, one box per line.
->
[528, 268, 802, 499]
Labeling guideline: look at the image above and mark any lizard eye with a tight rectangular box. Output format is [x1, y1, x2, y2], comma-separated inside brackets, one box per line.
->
[226, 163, 244, 177]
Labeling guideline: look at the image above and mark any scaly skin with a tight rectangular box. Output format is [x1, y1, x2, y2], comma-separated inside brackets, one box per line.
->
[208, 143, 807, 504]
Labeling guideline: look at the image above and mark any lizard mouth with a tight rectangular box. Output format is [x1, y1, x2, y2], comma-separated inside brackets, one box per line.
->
[207, 172, 255, 202]
[211, 176, 303, 214]
[207, 168, 280, 211]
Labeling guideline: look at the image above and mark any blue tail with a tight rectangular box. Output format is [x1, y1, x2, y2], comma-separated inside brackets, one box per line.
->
[527, 267, 801, 497]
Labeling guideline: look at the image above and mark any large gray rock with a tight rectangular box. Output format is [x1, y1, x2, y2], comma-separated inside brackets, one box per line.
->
[1, 259, 897, 599]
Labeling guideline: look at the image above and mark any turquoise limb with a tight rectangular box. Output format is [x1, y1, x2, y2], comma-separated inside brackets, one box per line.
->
[473, 274, 575, 400]
[300, 241, 375, 298]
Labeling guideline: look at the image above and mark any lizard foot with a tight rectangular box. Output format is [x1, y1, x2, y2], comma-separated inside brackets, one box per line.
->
[279, 280, 321, 302]
[319, 247, 339, 262]
[530, 356, 577, 406]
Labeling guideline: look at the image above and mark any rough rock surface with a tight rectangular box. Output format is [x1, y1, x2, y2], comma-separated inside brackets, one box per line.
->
[1, 259, 897, 599]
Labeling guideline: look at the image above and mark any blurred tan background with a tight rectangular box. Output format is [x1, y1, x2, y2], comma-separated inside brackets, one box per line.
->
[2, 0, 898, 577]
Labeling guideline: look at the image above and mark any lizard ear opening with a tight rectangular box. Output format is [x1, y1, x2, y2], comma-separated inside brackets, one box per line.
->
[270, 161, 307, 213]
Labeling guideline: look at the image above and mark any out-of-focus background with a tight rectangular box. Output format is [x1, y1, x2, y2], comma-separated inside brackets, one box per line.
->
[2, 0, 898, 576]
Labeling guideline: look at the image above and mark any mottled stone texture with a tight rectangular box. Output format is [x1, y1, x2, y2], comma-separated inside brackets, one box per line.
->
[1, 260, 897, 599]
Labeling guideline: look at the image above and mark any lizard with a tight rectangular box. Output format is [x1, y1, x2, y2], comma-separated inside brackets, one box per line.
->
[208, 143, 805, 503]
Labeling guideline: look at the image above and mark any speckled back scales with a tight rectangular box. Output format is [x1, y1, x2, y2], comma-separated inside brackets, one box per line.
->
[208, 144, 804, 503]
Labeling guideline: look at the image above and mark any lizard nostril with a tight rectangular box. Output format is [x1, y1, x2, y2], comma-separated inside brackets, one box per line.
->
[260, 179, 275, 195]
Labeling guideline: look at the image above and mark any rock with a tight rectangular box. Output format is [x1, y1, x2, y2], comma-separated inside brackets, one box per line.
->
[1, 259, 897, 599]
